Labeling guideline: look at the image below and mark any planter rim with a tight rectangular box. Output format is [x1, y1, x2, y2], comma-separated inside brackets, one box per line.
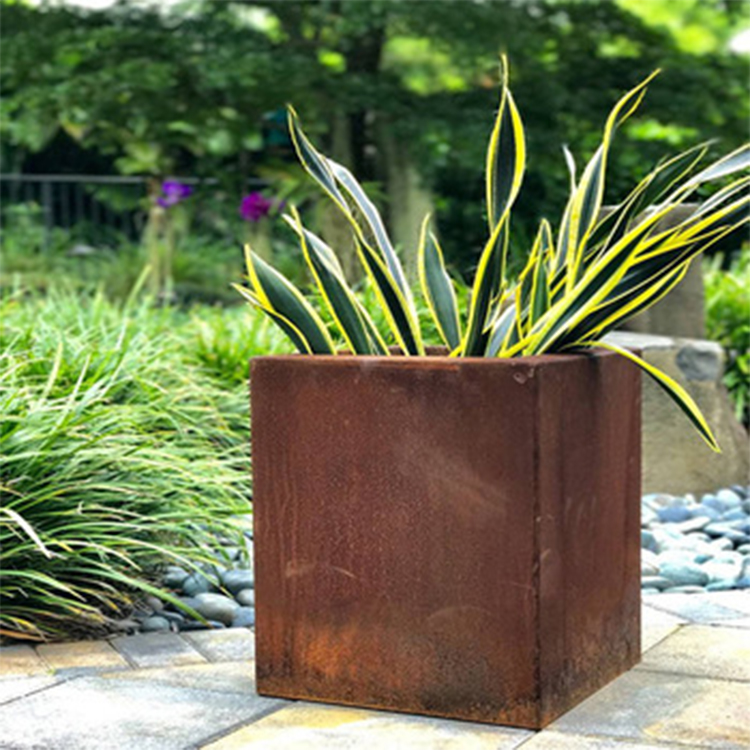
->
[251, 347, 622, 368]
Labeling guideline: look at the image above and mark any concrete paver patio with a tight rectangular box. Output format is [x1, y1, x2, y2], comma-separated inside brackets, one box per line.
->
[0, 592, 748, 749]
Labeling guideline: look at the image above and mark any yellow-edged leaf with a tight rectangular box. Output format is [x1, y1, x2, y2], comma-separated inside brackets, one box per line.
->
[417, 214, 462, 349]
[286, 209, 387, 355]
[590, 340, 720, 452]
[555, 70, 660, 286]
[486, 55, 526, 234]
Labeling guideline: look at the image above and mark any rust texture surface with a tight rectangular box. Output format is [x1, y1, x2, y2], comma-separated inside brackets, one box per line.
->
[535, 352, 641, 724]
[251, 351, 641, 728]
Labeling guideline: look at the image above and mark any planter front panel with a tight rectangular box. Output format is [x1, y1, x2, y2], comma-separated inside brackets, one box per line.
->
[251, 352, 640, 728]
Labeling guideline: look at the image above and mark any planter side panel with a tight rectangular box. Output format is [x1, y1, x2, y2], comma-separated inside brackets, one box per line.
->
[536, 353, 641, 725]
[251, 357, 542, 726]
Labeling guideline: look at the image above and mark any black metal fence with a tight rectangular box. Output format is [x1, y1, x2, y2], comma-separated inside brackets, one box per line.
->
[1, 174, 268, 251]
[1, 174, 148, 246]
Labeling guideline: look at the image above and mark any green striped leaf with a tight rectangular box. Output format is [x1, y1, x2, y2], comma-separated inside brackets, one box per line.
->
[355, 238, 424, 355]
[486, 55, 526, 234]
[682, 143, 750, 189]
[524, 217, 659, 355]
[514, 220, 553, 336]
[462, 218, 509, 355]
[286, 108, 422, 353]
[417, 215, 462, 349]
[287, 220, 389, 355]
[233, 284, 315, 354]
[287, 106, 349, 212]
[529, 242, 551, 331]
[326, 158, 413, 305]
[645, 194, 750, 254]
[515, 254, 535, 337]
[559, 263, 689, 347]
[585, 143, 709, 262]
[633, 142, 710, 211]
[485, 301, 517, 357]
[240, 247, 335, 354]
[461, 56, 526, 356]
[589, 340, 720, 452]
[285, 211, 387, 355]
[554, 70, 659, 284]
[692, 174, 750, 218]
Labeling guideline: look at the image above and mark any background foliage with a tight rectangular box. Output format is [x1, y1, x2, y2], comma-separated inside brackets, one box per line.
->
[704, 247, 750, 428]
[0, 286, 291, 641]
[2, 0, 748, 278]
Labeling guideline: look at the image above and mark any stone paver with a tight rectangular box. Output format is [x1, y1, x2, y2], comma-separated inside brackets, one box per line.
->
[721, 616, 750, 629]
[110, 632, 206, 668]
[100, 661, 260, 695]
[0, 675, 61, 705]
[549, 668, 750, 749]
[517, 730, 705, 748]
[0, 645, 48, 676]
[201, 701, 532, 750]
[693, 591, 750, 616]
[37, 640, 128, 672]
[638, 625, 750, 681]
[0, 670, 286, 750]
[641, 603, 685, 652]
[644, 592, 750, 624]
[182, 628, 255, 663]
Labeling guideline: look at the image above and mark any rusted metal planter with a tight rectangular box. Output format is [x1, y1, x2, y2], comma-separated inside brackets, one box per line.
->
[250, 350, 641, 729]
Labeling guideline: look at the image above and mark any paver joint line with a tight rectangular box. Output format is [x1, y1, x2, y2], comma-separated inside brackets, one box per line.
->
[107, 638, 139, 669]
[195, 702, 293, 749]
[177, 633, 217, 663]
[643, 596, 749, 624]
[0, 673, 79, 707]
[635, 665, 750, 684]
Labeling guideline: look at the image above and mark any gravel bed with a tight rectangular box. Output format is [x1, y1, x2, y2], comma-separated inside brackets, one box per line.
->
[641, 485, 750, 594]
[131, 519, 256, 635]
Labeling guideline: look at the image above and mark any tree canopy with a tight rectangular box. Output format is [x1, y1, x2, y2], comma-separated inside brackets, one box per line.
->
[2, 0, 747, 275]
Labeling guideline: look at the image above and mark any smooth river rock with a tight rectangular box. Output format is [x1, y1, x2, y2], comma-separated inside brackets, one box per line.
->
[193, 593, 240, 626]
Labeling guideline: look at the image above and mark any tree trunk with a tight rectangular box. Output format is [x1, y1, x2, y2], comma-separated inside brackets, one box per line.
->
[379, 124, 436, 282]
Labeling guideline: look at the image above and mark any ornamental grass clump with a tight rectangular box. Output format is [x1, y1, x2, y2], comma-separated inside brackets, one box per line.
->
[236, 62, 749, 451]
[0, 288, 260, 642]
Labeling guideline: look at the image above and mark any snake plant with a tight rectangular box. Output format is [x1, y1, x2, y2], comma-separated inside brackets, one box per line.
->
[236, 61, 749, 451]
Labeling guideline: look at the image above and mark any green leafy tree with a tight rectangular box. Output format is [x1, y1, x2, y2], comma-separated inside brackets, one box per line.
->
[2, 0, 747, 283]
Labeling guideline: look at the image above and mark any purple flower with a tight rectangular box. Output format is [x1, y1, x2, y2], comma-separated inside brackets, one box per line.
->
[156, 180, 194, 208]
[240, 192, 275, 222]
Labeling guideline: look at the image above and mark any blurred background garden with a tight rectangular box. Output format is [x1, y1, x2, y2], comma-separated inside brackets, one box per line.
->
[1, 0, 748, 642]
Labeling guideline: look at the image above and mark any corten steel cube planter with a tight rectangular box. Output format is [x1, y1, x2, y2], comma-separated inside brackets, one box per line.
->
[250, 349, 641, 729]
